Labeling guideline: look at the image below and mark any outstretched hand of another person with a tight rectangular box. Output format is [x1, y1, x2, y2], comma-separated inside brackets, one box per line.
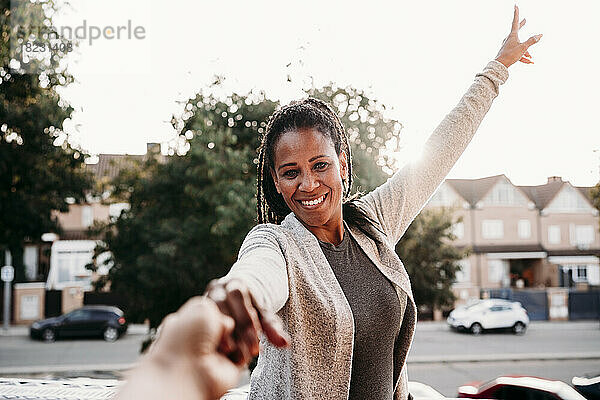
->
[117, 297, 243, 400]
[495, 5, 543, 68]
[205, 278, 290, 366]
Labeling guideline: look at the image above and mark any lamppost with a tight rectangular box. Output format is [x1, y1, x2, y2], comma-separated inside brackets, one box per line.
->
[1, 252, 14, 331]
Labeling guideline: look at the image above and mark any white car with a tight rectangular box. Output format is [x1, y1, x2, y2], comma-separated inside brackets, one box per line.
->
[447, 299, 529, 335]
[408, 381, 446, 399]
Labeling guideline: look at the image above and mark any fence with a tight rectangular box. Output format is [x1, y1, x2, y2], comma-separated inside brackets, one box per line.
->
[44, 290, 62, 317]
[83, 291, 128, 310]
[568, 290, 600, 320]
[485, 288, 599, 321]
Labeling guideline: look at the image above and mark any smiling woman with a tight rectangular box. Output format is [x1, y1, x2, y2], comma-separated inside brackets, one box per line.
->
[204, 5, 543, 400]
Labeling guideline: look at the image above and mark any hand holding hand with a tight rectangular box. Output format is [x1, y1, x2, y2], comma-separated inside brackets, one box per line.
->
[117, 297, 244, 400]
[205, 278, 290, 366]
[148, 297, 242, 400]
[495, 5, 543, 68]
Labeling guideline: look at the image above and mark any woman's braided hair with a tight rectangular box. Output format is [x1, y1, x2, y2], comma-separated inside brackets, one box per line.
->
[256, 97, 382, 236]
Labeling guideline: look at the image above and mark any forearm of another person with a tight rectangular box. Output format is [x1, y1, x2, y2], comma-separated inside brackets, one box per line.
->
[115, 297, 241, 400]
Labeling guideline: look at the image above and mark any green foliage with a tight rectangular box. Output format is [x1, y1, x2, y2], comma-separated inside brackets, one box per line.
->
[93, 84, 403, 327]
[92, 91, 277, 327]
[0, 0, 92, 281]
[591, 183, 600, 213]
[396, 207, 469, 311]
[306, 84, 402, 192]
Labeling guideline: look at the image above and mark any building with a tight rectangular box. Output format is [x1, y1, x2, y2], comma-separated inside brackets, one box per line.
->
[45, 143, 163, 290]
[424, 175, 600, 305]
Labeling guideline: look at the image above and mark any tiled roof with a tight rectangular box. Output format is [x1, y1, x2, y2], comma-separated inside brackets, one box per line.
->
[575, 186, 594, 202]
[445, 174, 504, 206]
[518, 180, 565, 209]
[445, 175, 595, 210]
[85, 154, 145, 182]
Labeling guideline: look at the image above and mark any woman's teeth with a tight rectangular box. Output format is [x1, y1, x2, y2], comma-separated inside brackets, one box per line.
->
[301, 194, 326, 206]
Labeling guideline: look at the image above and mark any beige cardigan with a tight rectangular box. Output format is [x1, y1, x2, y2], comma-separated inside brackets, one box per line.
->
[223, 60, 509, 400]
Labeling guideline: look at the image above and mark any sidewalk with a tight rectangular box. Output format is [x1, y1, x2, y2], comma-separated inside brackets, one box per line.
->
[0, 324, 149, 337]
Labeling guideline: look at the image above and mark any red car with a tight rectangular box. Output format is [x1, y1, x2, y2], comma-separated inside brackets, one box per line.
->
[458, 376, 587, 400]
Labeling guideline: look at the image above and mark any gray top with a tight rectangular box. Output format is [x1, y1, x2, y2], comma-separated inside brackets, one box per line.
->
[318, 222, 407, 400]
[222, 60, 509, 400]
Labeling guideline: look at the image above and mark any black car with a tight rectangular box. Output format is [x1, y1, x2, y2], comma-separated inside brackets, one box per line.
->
[30, 305, 128, 342]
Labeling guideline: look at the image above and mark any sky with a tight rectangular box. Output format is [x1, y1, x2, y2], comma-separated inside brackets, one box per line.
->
[46, 0, 600, 187]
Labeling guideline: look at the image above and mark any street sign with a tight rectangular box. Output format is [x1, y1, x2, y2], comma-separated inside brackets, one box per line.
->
[1, 265, 14, 282]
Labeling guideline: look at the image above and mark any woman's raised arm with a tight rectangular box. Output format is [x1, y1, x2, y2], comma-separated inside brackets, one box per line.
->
[356, 5, 541, 246]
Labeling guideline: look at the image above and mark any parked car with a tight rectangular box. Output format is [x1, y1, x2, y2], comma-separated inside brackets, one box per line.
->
[447, 299, 529, 335]
[458, 376, 587, 399]
[409, 381, 446, 399]
[572, 373, 600, 400]
[222, 382, 451, 400]
[30, 305, 128, 342]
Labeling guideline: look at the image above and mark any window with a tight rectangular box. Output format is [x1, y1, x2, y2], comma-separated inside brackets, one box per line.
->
[570, 225, 594, 247]
[455, 259, 471, 284]
[90, 310, 110, 321]
[428, 184, 458, 207]
[488, 259, 508, 283]
[548, 225, 561, 244]
[560, 264, 590, 283]
[547, 185, 591, 213]
[576, 265, 588, 281]
[518, 219, 531, 239]
[490, 181, 515, 205]
[81, 205, 93, 227]
[67, 310, 90, 321]
[482, 220, 504, 239]
[452, 222, 465, 239]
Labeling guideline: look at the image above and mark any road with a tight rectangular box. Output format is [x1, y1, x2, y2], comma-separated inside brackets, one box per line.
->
[408, 359, 600, 397]
[0, 333, 146, 375]
[409, 321, 600, 361]
[406, 321, 600, 396]
[0, 321, 598, 396]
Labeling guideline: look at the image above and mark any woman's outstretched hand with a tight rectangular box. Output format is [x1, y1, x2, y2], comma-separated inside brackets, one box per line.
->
[495, 5, 543, 68]
[205, 278, 290, 366]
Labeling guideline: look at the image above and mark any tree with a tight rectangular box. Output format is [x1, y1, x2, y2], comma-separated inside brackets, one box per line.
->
[91, 90, 277, 327]
[591, 183, 600, 213]
[395, 207, 469, 313]
[0, 0, 92, 281]
[306, 84, 402, 192]
[92, 84, 402, 327]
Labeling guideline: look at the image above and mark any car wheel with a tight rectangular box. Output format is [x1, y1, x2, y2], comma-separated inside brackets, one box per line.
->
[42, 328, 56, 342]
[470, 322, 483, 335]
[103, 326, 119, 342]
[513, 321, 526, 335]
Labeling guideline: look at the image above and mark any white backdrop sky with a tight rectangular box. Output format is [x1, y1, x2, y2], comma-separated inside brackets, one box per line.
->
[52, 0, 600, 187]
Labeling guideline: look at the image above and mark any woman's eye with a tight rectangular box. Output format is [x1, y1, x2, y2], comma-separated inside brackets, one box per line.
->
[315, 162, 328, 170]
[283, 170, 298, 178]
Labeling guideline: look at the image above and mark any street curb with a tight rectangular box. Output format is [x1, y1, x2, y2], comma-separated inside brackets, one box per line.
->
[0, 324, 149, 337]
[0, 363, 137, 375]
[407, 352, 600, 364]
[415, 321, 599, 332]
[3, 352, 600, 375]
